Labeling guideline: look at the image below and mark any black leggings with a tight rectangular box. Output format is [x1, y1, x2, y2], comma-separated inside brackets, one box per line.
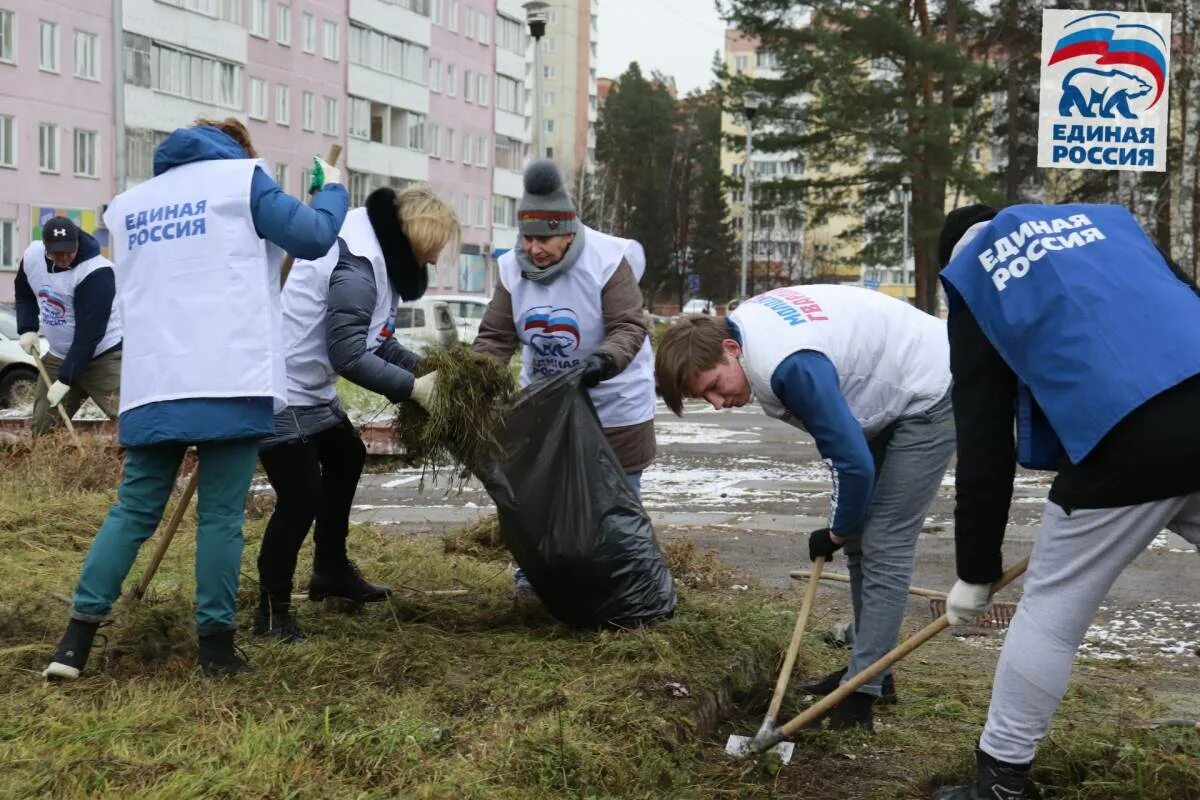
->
[257, 420, 367, 595]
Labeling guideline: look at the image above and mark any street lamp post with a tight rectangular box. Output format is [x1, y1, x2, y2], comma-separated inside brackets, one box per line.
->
[740, 90, 763, 301]
[900, 174, 912, 302]
[523, 1, 549, 161]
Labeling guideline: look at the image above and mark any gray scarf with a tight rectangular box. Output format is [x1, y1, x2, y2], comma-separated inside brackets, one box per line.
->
[517, 227, 587, 284]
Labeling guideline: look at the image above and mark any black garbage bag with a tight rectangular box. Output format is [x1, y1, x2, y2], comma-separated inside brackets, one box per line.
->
[474, 368, 677, 630]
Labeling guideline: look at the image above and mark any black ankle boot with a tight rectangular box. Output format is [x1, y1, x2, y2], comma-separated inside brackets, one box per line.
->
[931, 748, 1037, 799]
[802, 666, 898, 704]
[252, 591, 306, 643]
[197, 629, 252, 677]
[43, 619, 102, 680]
[308, 560, 391, 603]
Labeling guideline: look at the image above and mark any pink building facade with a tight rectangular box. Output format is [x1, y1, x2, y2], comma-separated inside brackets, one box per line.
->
[427, 0, 496, 295]
[0, 0, 116, 301]
[245, 0, 346, 200]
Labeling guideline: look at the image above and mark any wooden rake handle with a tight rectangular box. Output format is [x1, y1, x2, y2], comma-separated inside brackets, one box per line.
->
[789, 569, 948, 600]
[279, 143, 343, 287]
[759, 556, 825, 732]
[758, 555, 1030, 749]
[32, 350, 80, 447]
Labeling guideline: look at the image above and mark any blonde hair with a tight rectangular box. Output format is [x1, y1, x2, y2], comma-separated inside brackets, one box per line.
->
[655, 315, 736, 415]
[193, 116, 258, 158]
[396, 184, 461, 264]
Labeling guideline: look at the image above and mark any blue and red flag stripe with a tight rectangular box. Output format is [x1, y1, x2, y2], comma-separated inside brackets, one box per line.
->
[1048, 13, 1167, 108]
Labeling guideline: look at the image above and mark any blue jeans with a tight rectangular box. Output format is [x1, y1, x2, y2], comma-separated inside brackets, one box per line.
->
[71, 439, 261, 633]
[841, 393, 955, 696]
[515, 470, 643, 587]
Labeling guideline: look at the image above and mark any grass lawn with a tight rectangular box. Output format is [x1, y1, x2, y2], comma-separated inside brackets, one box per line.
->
[1, 434, 1196, 799]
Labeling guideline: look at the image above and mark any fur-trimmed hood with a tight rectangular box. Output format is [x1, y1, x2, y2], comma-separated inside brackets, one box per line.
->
[366, 187, 427, 302]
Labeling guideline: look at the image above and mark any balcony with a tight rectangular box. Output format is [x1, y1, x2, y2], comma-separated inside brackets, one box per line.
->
[125, 0, 247, 64]
[493, 168, 523, 198]
[347, 139, 429, 183]
[494, 108, 526, 142]
[350, 0, 432, 46]
[349, 65, 430, 114]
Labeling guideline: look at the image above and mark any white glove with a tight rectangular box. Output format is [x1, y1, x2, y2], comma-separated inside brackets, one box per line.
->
[945, 579, 993, 625]
[46, 380, 70, 408]
[409, 371, 438, 412]
[310, 156, 342, 191]
[19, 332, 40, 355]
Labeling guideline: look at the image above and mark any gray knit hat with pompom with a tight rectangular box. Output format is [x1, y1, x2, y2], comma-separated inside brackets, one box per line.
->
[517, 159, 578, 236]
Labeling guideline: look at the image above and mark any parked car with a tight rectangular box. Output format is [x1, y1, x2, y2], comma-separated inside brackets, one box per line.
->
[681, 298, 716, 316]
[426, 294, 490, 344]
[393, 298, 459, 352]
[0, 303, 47, 409]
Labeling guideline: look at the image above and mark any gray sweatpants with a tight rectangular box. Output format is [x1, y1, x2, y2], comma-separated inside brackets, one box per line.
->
[841, 391, 956, 696]
[980, 495, 1200, 764]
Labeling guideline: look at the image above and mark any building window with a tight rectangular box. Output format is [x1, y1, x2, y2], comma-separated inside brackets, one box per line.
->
[349, 172, 368, 206]
[445, 128, 454, 160]
[734, 54, 748, 72]
[462, 133, 471, 165]
[0, 115, 14, 167]
[74, 128, 98, 177]
[348, 97, 369, 140]
[0, 220, 14, 270]
[475, 197, 486, 228]
[477, 13, 489, 45]
[545, 118, 554, 133]
[407, 113, 424, 151]
[476, 135, 488, 167]
[464, 5, 475, 38]
[38, 123, 59, 172]
[39, 20, 58, 72]
[496, 75, 521, 113]
[73, 31, 98, 80]
[249, 77, 266, 119]
[0, 10, 14, 63]
[250, 0, 268, 37]
[494, 136, 523, 171]
[348, 23, 428, 84]
[302, 12, 315, 52]
[277, 4, 291, 45]
[496, 15, 524, 55]
[463, 68, 473, 102]
[429, 57, 441, 91]
[492, 195, 516, 228]
[543, 64, 555, 79]
[428, 122, 441, 157]
[446, 64, 456, 97]
[448, 0, 458, 32]
[322, 96, 338, 135]
[151, 42, 242, 109]
[274, 161, 288, 189]
[431, 0, 443, 26]
[477, 74, 488, 106]
[323, 20, 338, 61]
[276, 84, 289, 125]
[302, 91, 315, 131]
[544, 91, 554, 106]
[125, 127, 167, 181]
[541, 36, 555, 54]
[300, 166, 310, 195]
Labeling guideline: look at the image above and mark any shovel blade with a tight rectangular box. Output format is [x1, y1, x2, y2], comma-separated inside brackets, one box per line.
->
[724, 734, 795, 764]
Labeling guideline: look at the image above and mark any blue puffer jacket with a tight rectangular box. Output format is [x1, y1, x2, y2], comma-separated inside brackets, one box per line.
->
[118, 126, 349, 448]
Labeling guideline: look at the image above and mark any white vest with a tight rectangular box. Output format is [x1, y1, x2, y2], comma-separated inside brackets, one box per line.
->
[102, 158, 287, 414]
[500, 225, 656, 429]
[21, 241, 123, 359]
[730, 285, 950, 437]
[281, 208, 399, 406]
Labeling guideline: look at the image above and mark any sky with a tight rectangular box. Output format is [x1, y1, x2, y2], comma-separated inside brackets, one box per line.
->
[596, 0, 728, 96]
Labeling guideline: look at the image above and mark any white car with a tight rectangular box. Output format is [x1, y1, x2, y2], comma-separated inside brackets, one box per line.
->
[426, 294, 491, 344]
[0, 303, 48, 409]
[681, 298, 716, 316]
[393, 298, 459, 352]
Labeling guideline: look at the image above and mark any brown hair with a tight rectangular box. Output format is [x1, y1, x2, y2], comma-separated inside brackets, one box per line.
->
[655, 315, 736, 416]
[194, 116, 258, 158]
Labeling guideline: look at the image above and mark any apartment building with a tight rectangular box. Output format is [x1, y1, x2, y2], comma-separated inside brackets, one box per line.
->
[0, 0, 535, 302]
[0, 0, 115, 300]
[426, 0, 496, 294]
[537, 0, 595, 186]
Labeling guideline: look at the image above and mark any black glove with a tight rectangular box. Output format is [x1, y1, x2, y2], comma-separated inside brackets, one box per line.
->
[581, 352, 615, 388]
[808, 528, 844, 562]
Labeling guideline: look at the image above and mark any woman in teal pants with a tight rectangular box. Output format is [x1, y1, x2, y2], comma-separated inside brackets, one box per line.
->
[42, 118, 349, 679]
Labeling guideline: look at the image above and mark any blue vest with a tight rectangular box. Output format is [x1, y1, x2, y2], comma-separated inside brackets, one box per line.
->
[941, 203, 1200, 468]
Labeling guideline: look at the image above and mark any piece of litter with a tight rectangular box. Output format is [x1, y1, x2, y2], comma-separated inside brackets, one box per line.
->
[732, 584, 749, 591]
[664, 681, 690, 698]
